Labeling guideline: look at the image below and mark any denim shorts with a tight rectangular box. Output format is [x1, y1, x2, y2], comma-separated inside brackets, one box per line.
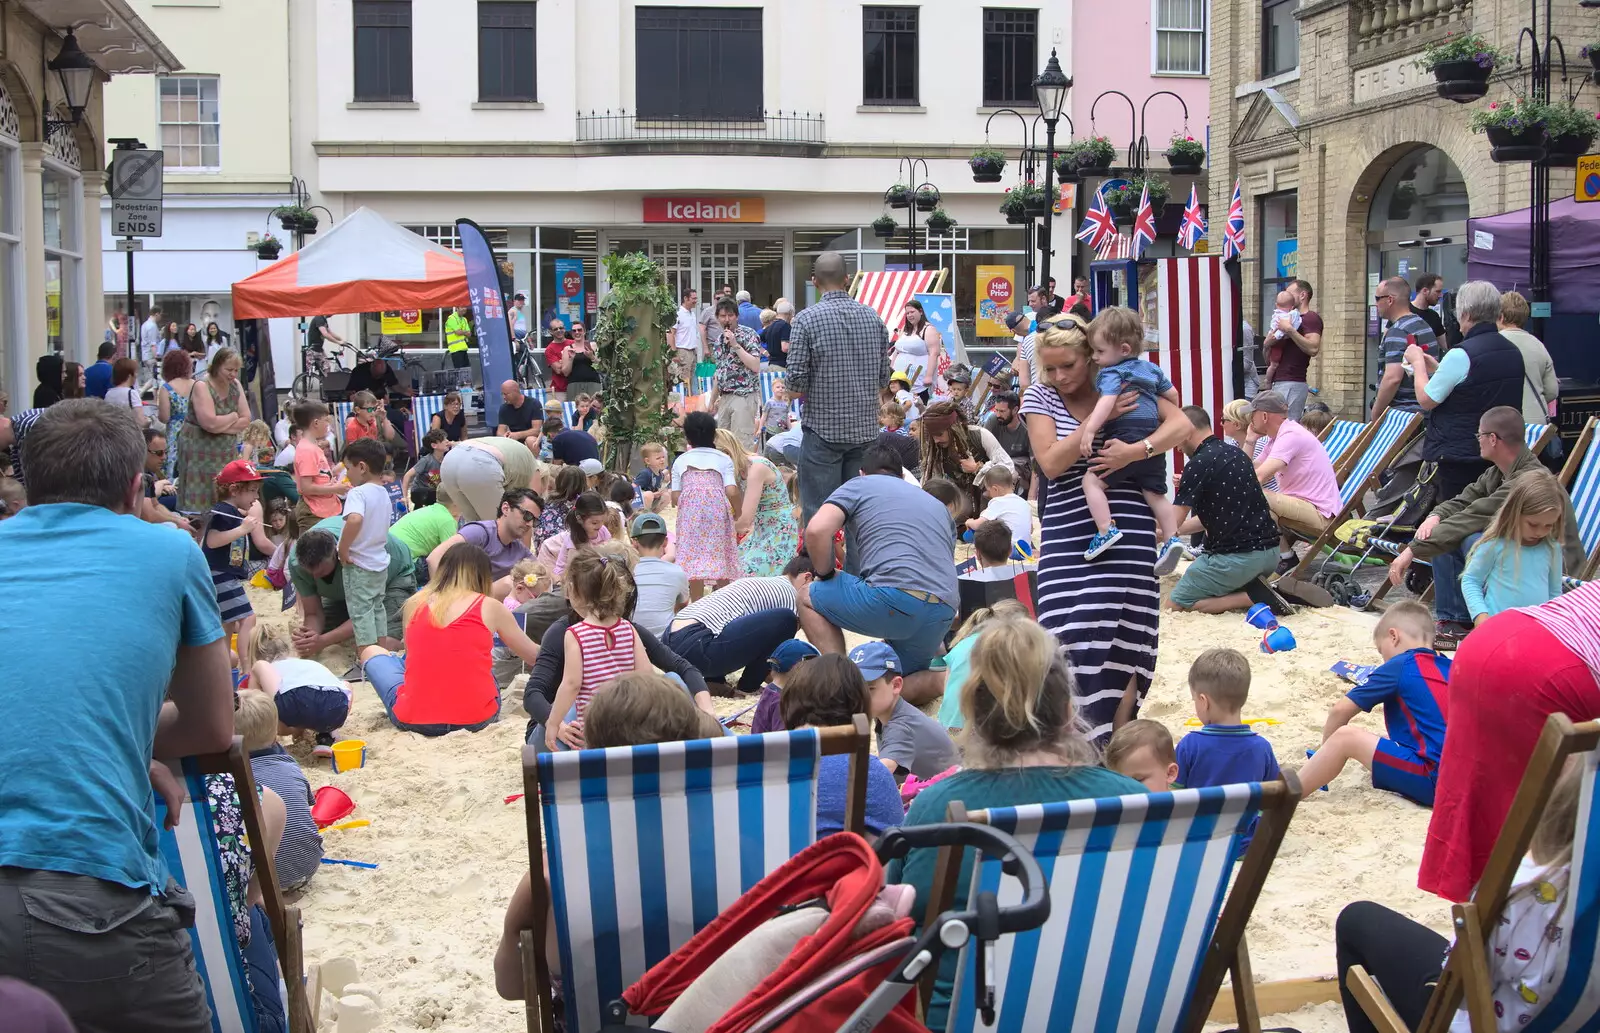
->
[273, 685, 350, 734]
[808, 571, 955, 674]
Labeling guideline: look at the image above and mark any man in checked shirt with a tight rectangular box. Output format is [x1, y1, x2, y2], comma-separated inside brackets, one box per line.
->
[786, 252, 892, 526]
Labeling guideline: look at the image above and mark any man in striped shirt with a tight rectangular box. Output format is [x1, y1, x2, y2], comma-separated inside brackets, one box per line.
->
[663, 556, 813, 695]
[0, 408, 44, 486]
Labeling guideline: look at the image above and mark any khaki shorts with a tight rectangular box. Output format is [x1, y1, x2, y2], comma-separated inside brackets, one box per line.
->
[1264, 490, 1331, 537]
[715, 392, 759, 452]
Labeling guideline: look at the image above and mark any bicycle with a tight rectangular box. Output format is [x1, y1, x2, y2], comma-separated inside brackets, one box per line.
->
[290, 340, 348, 400]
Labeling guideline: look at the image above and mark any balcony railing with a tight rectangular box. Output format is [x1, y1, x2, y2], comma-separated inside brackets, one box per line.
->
[1353, 0, 1474, 54]
[576, 110, 826, 145]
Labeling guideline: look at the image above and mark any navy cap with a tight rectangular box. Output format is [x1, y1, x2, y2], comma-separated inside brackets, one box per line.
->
[848, 641, 903, 681]
[768, 639, 820, 673]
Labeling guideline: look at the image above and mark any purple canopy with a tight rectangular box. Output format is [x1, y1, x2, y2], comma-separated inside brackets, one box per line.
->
[1467, 196, 1600, 313]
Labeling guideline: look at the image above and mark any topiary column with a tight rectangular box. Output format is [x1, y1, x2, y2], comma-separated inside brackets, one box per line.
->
[593, 251, 679, 472]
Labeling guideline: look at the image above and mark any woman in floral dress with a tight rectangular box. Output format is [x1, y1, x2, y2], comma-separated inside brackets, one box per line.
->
[672, 412, 743, 598]
[177, 348, 251, 514]
[156, 349, 194, 481]
[716, 429, 794, 576]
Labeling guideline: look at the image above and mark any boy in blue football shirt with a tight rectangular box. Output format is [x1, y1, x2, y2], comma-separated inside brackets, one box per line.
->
[1299, 601, 1449, 804]
[1175, 647, 1280, 848]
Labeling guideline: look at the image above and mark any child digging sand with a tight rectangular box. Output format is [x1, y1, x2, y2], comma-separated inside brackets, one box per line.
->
[235, 689, 324, 890]
[338, 437, 396, 651]
[249, 624, 352, 756]
[1072, 307, 1183, 571]
[849, 640, 960, 781]
[545, 547, 650, 751]
[751, 638, 821, 735]
[1104, 719, 1179, 792]
[1299, 600, 1450, 803]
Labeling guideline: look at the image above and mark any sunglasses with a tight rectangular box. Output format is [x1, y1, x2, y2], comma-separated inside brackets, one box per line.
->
[148, 447, 168, 455]
[515, 506, 540, 521]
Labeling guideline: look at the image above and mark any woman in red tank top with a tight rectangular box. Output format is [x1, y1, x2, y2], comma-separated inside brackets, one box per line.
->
[360, 543, 543, 735]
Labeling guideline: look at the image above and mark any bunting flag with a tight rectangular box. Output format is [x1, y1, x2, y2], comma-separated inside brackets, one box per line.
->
[1094, 232, 1133, 261]
[1222, 179, 1246, 260]
[1130, 184, 1157, 258]
[1178, 182, 1208, 251]
[1075, 185, 1117, 252]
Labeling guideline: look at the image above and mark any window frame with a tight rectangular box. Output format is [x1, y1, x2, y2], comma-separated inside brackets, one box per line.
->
[156, 76, 221, 172]
[1260, 0, 1299, 78]
[477, 0, 538, 103]
[862, 5, 920, 107]
[353, 0, 415, 103]
[980, 8, 1039, 108]
[1151, 0, 1208, 76]
[634, 6, 764, 121]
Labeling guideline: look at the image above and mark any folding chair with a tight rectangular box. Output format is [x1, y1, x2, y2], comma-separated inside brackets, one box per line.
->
[331, 401, 352, 446]
[155, 740, 316, 1033]
[409, 393, 445, 451]
[922, 775, 1301, 1033]
[562, 401, 579, 428]
[517, 718, 873, 1033]
[1349, 714, 1600, 1033]
[1319, 418, 1371, 479]
[1558, 417, 1600, 586]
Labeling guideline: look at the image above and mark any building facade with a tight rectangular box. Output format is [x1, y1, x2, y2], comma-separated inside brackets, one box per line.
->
[0, 0, 175, 403]
[1208, 0, 1590, 416]
[98, 0, 292, 345]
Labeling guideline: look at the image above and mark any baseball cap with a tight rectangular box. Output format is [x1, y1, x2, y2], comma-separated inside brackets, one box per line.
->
[630, 511, 668, 537]
[1004, 311, 1031, 332]
[768, 639, 820, 673]
[1246, 391, 1289, 415]
[513, 292, 526, 301]
[578, 458, 604, 476]
[889, 370, 912, 387]
[215, 459, 264, 486]
[945, 365, 973, 385]
[848, 641, 903, 681]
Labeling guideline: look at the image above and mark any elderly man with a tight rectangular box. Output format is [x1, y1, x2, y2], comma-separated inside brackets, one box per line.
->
[763, 297, 794, 369]
[1387, 405, 1584, 643]
[736, 289, 763, 331]
[1248, 390, 1341, 572]
[497, 379, 543, 443]
[1410, 280, 1526, 501]
[289, 516, 417, 656]
[710, 296, 763, 450]
[1369, 275, 1440, 422]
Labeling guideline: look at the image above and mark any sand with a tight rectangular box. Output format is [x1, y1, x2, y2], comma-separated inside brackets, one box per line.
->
[253, 579, 1453, 1032]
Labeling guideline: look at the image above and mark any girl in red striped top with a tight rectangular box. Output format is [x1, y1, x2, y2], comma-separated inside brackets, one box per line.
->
[545, 547, 650, 751]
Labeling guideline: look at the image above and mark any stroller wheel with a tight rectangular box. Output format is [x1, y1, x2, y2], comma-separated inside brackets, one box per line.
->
[1405, 564, 1434, 596]
[1324, 573, 1351, 606]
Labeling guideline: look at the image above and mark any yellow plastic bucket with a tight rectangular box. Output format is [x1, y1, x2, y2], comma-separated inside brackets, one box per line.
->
[331, 739, 367, 773]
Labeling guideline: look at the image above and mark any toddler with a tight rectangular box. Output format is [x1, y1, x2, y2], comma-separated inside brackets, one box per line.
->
[965, 464, 1031, 551]
[760, 379, 792, 443]
[1300, 601, 1449, 804]
[628, 512, 689, 638]
[492, 557, 553, 689]
[888, 370, 922, 422]
[875, 402, 921, 475]
[241, 419, 277, 468]
[850, 641, 960, 782]
[204, 460, 275, 664]
[546, 548, 650, 751]
[634, 442, 672, 512]
[1073, 307, 1182, 570]
[235, 688, 324, 889]
[671, 411, 743, 599]
[337, 437, 395, 649]
[249, 623, 350, 754]
[1176, 647, 1280, 847]
[0, 477, 24, 520]
[291, 400, 347, 532]
[382, 458, 407, 520]
[1105, 719, 1179, 792]
[1461, 470, 1566, 624]
[751, 638, 821, 735]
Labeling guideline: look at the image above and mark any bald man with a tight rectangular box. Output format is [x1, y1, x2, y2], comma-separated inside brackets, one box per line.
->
[497, 379, 543, 443]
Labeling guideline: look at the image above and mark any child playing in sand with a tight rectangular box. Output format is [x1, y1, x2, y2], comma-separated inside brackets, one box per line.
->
[291, 400, 346, 532]
[965, 464, 1031, 551]
[1177, 647, 1280, 844]
[545, 547, 650, 751]
[337, 438, 395, 650]
[1461, 470, 1567, 625]
[751, 638, 820, 734]
[1105, 719, 1179, 792]
[205, 460, 275, 665]
[935, 597, 1028, 731]
[1072, 307, 1182, 570]
[634, 442, 671, 513]
[850, 641, 960, 781]
[249, 623, 350, 754]
[235, 689, 324, 889]
[536, 491, 612, 580]
[1299, 601, 1450, 804]
[492, 557, 553, 689]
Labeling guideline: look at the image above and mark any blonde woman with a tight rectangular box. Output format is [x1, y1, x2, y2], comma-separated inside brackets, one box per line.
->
[714, 427, 793, 576]
[176, 347, 251, 514]
[1222, 396, 1275, 491]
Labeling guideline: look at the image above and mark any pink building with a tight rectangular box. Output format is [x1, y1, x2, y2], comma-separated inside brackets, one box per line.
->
[1070, 0, 1210, 166]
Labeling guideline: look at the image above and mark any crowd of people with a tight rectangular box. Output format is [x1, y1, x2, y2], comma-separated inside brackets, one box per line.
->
[0, 256, 1595, 1033]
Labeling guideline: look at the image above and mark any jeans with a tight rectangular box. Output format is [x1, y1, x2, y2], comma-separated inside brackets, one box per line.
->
[665, 608, 798, 695]
[365, 653, 499, 736]
[798, 432, 868, 528]
[1428, 531, 1481, 625]
[243, 905, 287, 1033]
[1335, 901, 1446, 1033]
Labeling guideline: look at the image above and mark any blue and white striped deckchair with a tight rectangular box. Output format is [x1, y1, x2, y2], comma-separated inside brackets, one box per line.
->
[760, 369, 784, 403]
[1351, 715, 1600, 1033]
[332, 401, 353, 445]
[154, 742, 313, 1033]
[693, 373, 716, 397]
[1527, 420, 1556, 454]
[1319, 418, 1366, 475]
[1559, 418, 1600, 586]
[931, 779, 1300, 1033]
[1285, 408, 1421, 580]
[410, 393, 445, 450]
[562, 401, 579, 428]
[518, 720, 871, 1033]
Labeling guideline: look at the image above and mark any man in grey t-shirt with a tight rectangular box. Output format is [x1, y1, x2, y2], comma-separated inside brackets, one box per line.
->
[800, 443, 959, 707]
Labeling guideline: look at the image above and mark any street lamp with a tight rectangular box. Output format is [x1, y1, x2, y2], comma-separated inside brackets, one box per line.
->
[45, 31, 97, 140]
[1032, 49, 1072, 303]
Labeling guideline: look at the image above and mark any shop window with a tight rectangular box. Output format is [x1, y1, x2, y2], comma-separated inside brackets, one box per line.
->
[479, 1, 537, 102]
[1155, 0, 1206, 75]
[864, 6, 919, 106]
[354, 0, 413, 102]
[982, 8, 1037, 107]
[158, 77, 221, 170]
[1261, 0, 1298, 77]
[42, 168, 81, 357]
[635, 7, 763, 121]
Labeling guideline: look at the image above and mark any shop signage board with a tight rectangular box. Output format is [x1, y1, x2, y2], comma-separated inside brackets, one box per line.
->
[1576, 155, 1600, 203]
[381, 311, 422, 335]
[643, 197, 766, 223]
[554, 257, 586, 328]
[975, 265, 1017, 336]
[111, 148, 164, 237]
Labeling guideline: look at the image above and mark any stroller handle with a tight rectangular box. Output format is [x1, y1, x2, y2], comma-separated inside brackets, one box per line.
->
[874, 823, 1049, 935]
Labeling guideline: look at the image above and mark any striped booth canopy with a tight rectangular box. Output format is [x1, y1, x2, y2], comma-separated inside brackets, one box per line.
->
[850, 269, 948, 334]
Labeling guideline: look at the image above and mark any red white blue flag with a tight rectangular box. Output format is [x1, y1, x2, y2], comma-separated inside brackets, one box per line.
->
[1222, 179, 1246, 260]
[1178, 182, 1207, 251]
[1131, 184, 1157, 258]
[1075, 185, 1117, 252]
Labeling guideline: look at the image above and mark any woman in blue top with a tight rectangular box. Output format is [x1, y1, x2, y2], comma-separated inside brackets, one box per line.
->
[891, 617, 1145, 1029]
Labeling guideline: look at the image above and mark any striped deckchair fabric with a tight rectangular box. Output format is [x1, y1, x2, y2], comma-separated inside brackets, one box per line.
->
[1526, 421, 1556, 454]
[410, 393, 445, 449]
[519, 719, 871, 1033]
[332, 401, 353, 444]
[562, 401, 579, 428]
[1320, 419, 1365, 473]
[1559, 419, 1600, 582]
[1338, 408, 1420, 509]
[937, 780, 1300, 1033]
[759, 369, 804, 420]
[849, 269, 947, 333]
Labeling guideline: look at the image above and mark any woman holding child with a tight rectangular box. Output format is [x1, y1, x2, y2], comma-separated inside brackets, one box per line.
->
[176, 347, 251, 515]
[1021, 311, 1191, 743]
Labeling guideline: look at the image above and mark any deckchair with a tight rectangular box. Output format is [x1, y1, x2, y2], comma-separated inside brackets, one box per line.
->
[409, 393, 446, 450]
[155, 740, 316, 1033]
[1349, 714, 1600, 1033]
[1319, 418, 1370, 478]
[920, 775, 1301, 1033]
[1558, 417, 1600, 585]
[517, 718, 872, 1033]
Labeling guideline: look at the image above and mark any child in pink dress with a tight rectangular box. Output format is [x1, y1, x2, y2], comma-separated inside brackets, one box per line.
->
[671, 411, 743, 599]
[545, 548, 649, 751]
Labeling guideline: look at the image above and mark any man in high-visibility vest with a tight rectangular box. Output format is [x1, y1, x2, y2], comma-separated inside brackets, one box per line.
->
[445, 306, 472, 369]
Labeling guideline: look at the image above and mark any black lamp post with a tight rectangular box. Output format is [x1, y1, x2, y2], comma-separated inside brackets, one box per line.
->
[883, 157, 939, 269]
[1514, 0, 1574, 336]
[44, 31, 97, 140]
[1032, 49, 1072, 301]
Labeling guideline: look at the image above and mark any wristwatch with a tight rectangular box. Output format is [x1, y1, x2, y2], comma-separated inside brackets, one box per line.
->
[813, 565, 836, 581]
[1143, 439, 1155, 459]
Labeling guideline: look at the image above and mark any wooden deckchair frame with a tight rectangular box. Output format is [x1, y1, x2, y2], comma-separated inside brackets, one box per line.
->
[918, 773, 1302, 1033]
[516, 716, 872, 1033]
[189, 739, 317, 1033]
[1350, 715, 1600, 1033]
[1318, 417, 1387, 483]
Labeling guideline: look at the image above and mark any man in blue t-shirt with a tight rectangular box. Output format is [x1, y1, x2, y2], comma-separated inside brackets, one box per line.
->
[1300, 601, 1450, 805]
[0, 400, 234, 1032]
[84, 341, 116, 398]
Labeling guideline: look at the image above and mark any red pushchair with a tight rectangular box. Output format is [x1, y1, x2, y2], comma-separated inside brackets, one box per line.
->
[596, 823, 1048, 1033]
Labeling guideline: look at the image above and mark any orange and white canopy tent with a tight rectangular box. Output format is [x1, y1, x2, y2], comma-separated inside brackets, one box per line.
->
[231, 207, 469, 318]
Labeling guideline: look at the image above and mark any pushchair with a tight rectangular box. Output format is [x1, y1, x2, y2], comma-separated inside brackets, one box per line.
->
[594, 824, 1048, 1033]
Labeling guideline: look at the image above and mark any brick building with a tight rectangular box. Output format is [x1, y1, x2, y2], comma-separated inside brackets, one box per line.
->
[1208, 0, 1592, 416]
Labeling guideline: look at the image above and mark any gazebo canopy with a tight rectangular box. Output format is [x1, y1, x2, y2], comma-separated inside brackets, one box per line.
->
[232, 207, 469, 319]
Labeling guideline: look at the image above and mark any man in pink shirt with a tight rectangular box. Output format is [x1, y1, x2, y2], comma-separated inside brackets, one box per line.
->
[1248, 390, 1340, 572]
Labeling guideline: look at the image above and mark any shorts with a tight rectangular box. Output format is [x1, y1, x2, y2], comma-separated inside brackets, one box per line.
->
[1098, 453, 1169, 495]
[341, 564, 390, 648]
[1170, 547, 1280, 608]
[1372, 738, 1438, 807]
[213, 574, 253, 624]
[274, 685, 351, 733]
[1264, 491, 1331, 536]
[808, 571, 954, 674]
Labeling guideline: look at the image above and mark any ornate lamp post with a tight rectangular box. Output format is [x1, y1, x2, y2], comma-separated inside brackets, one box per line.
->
[1032, 49, 1072, 299]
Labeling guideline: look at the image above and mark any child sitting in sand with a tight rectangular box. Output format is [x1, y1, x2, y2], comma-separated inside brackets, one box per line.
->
[235, 689, 324, 890]
[1072, 307, 1182, 570]
[751, 638, 820, 735]
[1177, 647, 1280, 845]
[1105, 719, 1179, 792]
[536, 491, 612, 581]
[965, 464, 1031, 551]
[493, 557, 553, 689]
[960, 520, 1032, 584]
[545, 547, 650, 751]
[249, 624, 351, 755]
[850, 641, 960, 782]
[634, 442, 672, 513]
[1299, 601, 1450, 804]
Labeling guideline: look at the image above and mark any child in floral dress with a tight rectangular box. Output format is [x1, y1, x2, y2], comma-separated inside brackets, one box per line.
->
[715, 428, 794, 577]
[672, 412, 743, 598]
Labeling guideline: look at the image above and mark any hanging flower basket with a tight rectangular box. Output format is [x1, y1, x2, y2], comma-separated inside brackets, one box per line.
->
[1433, 61, 1493, 102]
[277, 206, 318, 233]
[970, 147, 1006, 183]
[1417, 34, 1503, 103]
[1000, 182, 1049, 220]
[1165, 133, 1206, 173]
[872, 214, 898, 239]
[1054, 144, 1083, 183]
[925, 208, 956, 234]
[913, 186, 941, 212]
[1586, 45, 1600, 79]
[254, 234, 281, 260]
[1542, 103, 1599, 168]
[1486, 124, 1548, 162]
[1103, 176, 1171, 227]
[1472, 96, 1549, 163]
[884, 184, 912, 209]
[1073, 136, 1117, 177]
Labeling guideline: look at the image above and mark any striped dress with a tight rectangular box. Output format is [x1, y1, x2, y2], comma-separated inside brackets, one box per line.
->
[569, 618, 638, 720]
[1021, 383, 1160, 745]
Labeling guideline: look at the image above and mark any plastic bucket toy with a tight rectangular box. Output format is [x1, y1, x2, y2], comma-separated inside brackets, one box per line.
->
[1244, 603, 1279, 631]
[331, 739, 367, 773]
[1260, 626, 1297, 653]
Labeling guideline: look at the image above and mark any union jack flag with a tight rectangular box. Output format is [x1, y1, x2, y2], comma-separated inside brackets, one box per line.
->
[1130, 184, 1157, 258]
[1075, 185, 1117, 252]
[1177, 182, 1207, 251]
[1222, 179, 1246, 259]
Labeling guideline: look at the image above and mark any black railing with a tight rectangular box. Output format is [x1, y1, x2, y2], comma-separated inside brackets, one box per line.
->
[576, 109, 826, 144]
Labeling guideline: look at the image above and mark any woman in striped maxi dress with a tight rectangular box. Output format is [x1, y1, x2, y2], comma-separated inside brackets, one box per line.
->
[1019, 313, 1193, 744]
